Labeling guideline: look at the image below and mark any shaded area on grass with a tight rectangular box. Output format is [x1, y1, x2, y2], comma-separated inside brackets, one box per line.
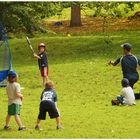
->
[10, 30, 140, 67]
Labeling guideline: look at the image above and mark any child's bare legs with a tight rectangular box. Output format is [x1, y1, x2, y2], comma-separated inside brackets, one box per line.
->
[35, 118, 43, 130]
[56, 116, 60, 125]
[56, 116, 62, 129]
[5, 114, 11, 127]
[36, 118, 41, 126]
[43, 76, 48, 86]
[14, 115, 23, 128]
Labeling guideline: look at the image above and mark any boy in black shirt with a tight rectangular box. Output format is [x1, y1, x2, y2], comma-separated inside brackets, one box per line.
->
[35, 81, 62, 130]
[34, 43, 48, 86]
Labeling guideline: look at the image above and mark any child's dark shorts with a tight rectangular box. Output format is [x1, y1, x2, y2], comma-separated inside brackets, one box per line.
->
[38, 100, 59, 120]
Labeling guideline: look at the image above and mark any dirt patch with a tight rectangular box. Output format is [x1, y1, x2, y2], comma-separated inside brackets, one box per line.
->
[43, 17, 140, 35]
[128, 11, 140, 20]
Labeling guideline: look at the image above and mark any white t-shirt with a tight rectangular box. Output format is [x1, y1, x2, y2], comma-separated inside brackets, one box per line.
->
[6, 82, 22, 105]
[121, 86, 136, 105]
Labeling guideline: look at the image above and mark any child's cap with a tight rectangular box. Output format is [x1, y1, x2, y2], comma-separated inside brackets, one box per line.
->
[8, 70, 17, 78]
[121, 78, 129, 87]
[38, 43, 46, 49]
[45, 80, 54, 89]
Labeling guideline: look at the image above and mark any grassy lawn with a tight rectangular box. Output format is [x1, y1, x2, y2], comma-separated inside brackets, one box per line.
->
[1, 31, 140, 138]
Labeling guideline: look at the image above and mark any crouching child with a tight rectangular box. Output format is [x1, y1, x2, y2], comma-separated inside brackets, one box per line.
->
[112, 78, 136, 106]
[35, 80, 62, 130]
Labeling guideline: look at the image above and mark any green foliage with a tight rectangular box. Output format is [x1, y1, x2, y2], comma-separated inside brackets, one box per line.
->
[48, 2, 140, 20]
[83, 2, 140, 18]
[0, 2, 140, 34]
[77, 2, 140, 47]
[0, 2, 62, 34]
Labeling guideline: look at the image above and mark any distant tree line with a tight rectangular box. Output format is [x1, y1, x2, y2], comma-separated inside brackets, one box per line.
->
[0, 2, 139, 34]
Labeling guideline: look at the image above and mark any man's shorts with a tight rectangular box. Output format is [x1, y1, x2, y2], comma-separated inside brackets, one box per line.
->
[8, 103, 21, 115]
[40, 67, 48, 77]
[38, 100, 59, 120]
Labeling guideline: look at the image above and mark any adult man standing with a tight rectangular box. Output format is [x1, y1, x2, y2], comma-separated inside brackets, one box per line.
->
[109, 43, 140, 89]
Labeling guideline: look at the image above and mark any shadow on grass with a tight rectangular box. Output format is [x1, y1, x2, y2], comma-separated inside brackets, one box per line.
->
[0, 129, 12, 132]
[9, 31, 140, 67]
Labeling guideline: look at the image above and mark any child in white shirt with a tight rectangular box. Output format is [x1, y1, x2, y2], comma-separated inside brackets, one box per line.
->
[117, 78, 136, 105]
[4, 71, 26, 131]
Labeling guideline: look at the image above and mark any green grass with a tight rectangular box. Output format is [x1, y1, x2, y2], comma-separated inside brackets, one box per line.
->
[1, 31, 140, 138]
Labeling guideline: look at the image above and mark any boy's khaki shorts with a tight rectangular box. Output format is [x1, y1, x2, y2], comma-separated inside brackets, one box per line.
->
[8, 103, 21, 115]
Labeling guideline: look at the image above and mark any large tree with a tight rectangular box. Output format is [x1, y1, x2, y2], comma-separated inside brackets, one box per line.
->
[63, 2, 138, 27]
[70, 4, 82, 27]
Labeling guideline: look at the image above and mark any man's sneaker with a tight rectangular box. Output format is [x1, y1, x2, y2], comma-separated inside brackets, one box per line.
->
[133, 102, 136, 105]
[4, 126, 11, 130]
[56, 125, 63, 129]
[18, 126, 26, 131]
[35, 125, 43, 131]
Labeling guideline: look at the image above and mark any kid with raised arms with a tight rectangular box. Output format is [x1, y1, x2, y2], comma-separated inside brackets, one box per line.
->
[34, 43, 48, 86]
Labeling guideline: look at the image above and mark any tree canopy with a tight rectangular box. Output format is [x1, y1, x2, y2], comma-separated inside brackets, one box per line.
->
[0, 2, 139, 34]
[0, 2, 62, 33]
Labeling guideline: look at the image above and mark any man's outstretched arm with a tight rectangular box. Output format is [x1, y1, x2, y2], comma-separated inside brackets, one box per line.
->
[108, 58, 121, 66]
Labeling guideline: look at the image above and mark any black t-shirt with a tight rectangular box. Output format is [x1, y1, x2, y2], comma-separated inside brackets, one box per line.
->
[38, 52, 48, 69]
[114, 54, 140, 80]
[40, 88, 57, 103]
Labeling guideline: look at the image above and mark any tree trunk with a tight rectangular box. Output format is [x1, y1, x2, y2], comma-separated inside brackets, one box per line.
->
[70, 5, 82, 27]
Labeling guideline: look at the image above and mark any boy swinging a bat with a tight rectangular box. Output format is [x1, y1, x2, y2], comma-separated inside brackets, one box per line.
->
[34, 43, 49, 86]
[26, 37, 48, 86]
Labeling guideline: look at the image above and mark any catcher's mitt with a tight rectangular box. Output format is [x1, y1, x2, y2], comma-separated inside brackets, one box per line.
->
[111, 100, 120, 106]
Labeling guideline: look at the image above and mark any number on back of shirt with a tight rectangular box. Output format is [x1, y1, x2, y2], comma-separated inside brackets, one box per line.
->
[42, 91, 53, 101]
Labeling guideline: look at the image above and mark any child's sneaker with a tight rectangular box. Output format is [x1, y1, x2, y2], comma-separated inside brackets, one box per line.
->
[4, 125, 11, 130]
[56, 124, 63, 129]
[18, 126, 26, 131]
[35, 125, 43, 131]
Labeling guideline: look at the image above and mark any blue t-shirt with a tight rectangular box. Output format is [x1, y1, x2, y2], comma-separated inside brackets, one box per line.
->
[40, 88, 57, 102]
